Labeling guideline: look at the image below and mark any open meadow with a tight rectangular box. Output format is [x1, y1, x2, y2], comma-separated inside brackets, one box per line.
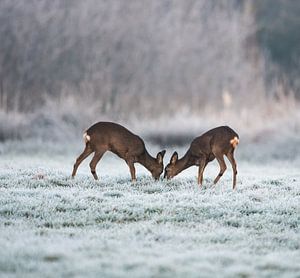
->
[1, 138, 299, 278]
[1, 1, 300, 277]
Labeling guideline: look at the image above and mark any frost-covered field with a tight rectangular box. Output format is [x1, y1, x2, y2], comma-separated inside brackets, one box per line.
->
[0, 141, 300, 278]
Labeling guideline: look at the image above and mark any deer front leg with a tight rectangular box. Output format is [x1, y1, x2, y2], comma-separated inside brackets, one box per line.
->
[197, 159, 207, 186]
[126, 160, 136, 182]
[213, 154, 227, 185]
[226, 151, 238, 189]
[89, 151, 104, 180]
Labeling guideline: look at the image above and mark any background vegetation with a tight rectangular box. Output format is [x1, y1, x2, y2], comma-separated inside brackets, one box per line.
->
[0, 0, 299, 141]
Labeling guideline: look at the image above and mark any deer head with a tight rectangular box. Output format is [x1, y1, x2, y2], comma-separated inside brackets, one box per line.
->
[164, 151, 179, 179]
[151, 150, 166, 180]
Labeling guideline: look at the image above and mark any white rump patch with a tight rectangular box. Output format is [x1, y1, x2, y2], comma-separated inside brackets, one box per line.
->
[83, 132, 91, 144]
[230, 136, 239, 148]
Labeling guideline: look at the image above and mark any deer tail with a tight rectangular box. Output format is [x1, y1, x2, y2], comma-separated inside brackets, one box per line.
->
[230, 136, 239, 148]
[83, 132, 91, 145]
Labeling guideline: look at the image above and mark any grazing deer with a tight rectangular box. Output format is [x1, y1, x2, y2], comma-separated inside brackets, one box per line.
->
[72, 122, 166, 181]
[164, 126, 239, 189]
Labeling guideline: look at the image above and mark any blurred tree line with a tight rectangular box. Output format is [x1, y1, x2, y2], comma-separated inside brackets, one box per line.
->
[254, 0, 300, 92]
[0, 0, 299, 115]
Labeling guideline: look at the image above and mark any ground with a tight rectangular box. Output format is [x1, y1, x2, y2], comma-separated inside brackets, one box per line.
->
[0, 142, 299, 278]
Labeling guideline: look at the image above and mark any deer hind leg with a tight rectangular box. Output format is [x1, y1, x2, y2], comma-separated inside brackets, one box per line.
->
[226, 150, 237, 189]
[213, 153, 227, 185]
[89, 151, 105, 180]
[72, 145, 93, 178]
[126, 160, 136, 182]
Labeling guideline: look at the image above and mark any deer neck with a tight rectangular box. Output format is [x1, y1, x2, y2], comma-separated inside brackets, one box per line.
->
[175, 151, 194, 175]
[138, 150, 157, 172]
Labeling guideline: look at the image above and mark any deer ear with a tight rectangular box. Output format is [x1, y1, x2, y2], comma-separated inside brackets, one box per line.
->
[157, 150, 166, 164]
[170, 151, 178, 164]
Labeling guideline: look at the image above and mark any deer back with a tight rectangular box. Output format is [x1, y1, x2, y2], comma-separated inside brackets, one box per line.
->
[86, 122, 145, 157]
[191, 126, 239, 156]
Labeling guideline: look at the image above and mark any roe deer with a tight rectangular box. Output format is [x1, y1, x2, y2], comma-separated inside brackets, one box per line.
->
[164, 126, 239, 189]
[72, 122, 166, 181]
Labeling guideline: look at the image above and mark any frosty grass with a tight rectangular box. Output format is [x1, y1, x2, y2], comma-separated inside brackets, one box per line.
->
[0, 146, 299, 278]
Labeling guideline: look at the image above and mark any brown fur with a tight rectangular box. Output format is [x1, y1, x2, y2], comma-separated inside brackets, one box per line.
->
[164, 126, 239, 189]
[72, 122, 166, 181]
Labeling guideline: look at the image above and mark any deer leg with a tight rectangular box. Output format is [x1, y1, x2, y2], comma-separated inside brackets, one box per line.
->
[72, 145, 93, 178]
[89, 151, 105, 180]
[197, 159, 207, 186]
[226, 151, 238, 189]
[126, 160, 136, 182]
[213, 154, 227, 185]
